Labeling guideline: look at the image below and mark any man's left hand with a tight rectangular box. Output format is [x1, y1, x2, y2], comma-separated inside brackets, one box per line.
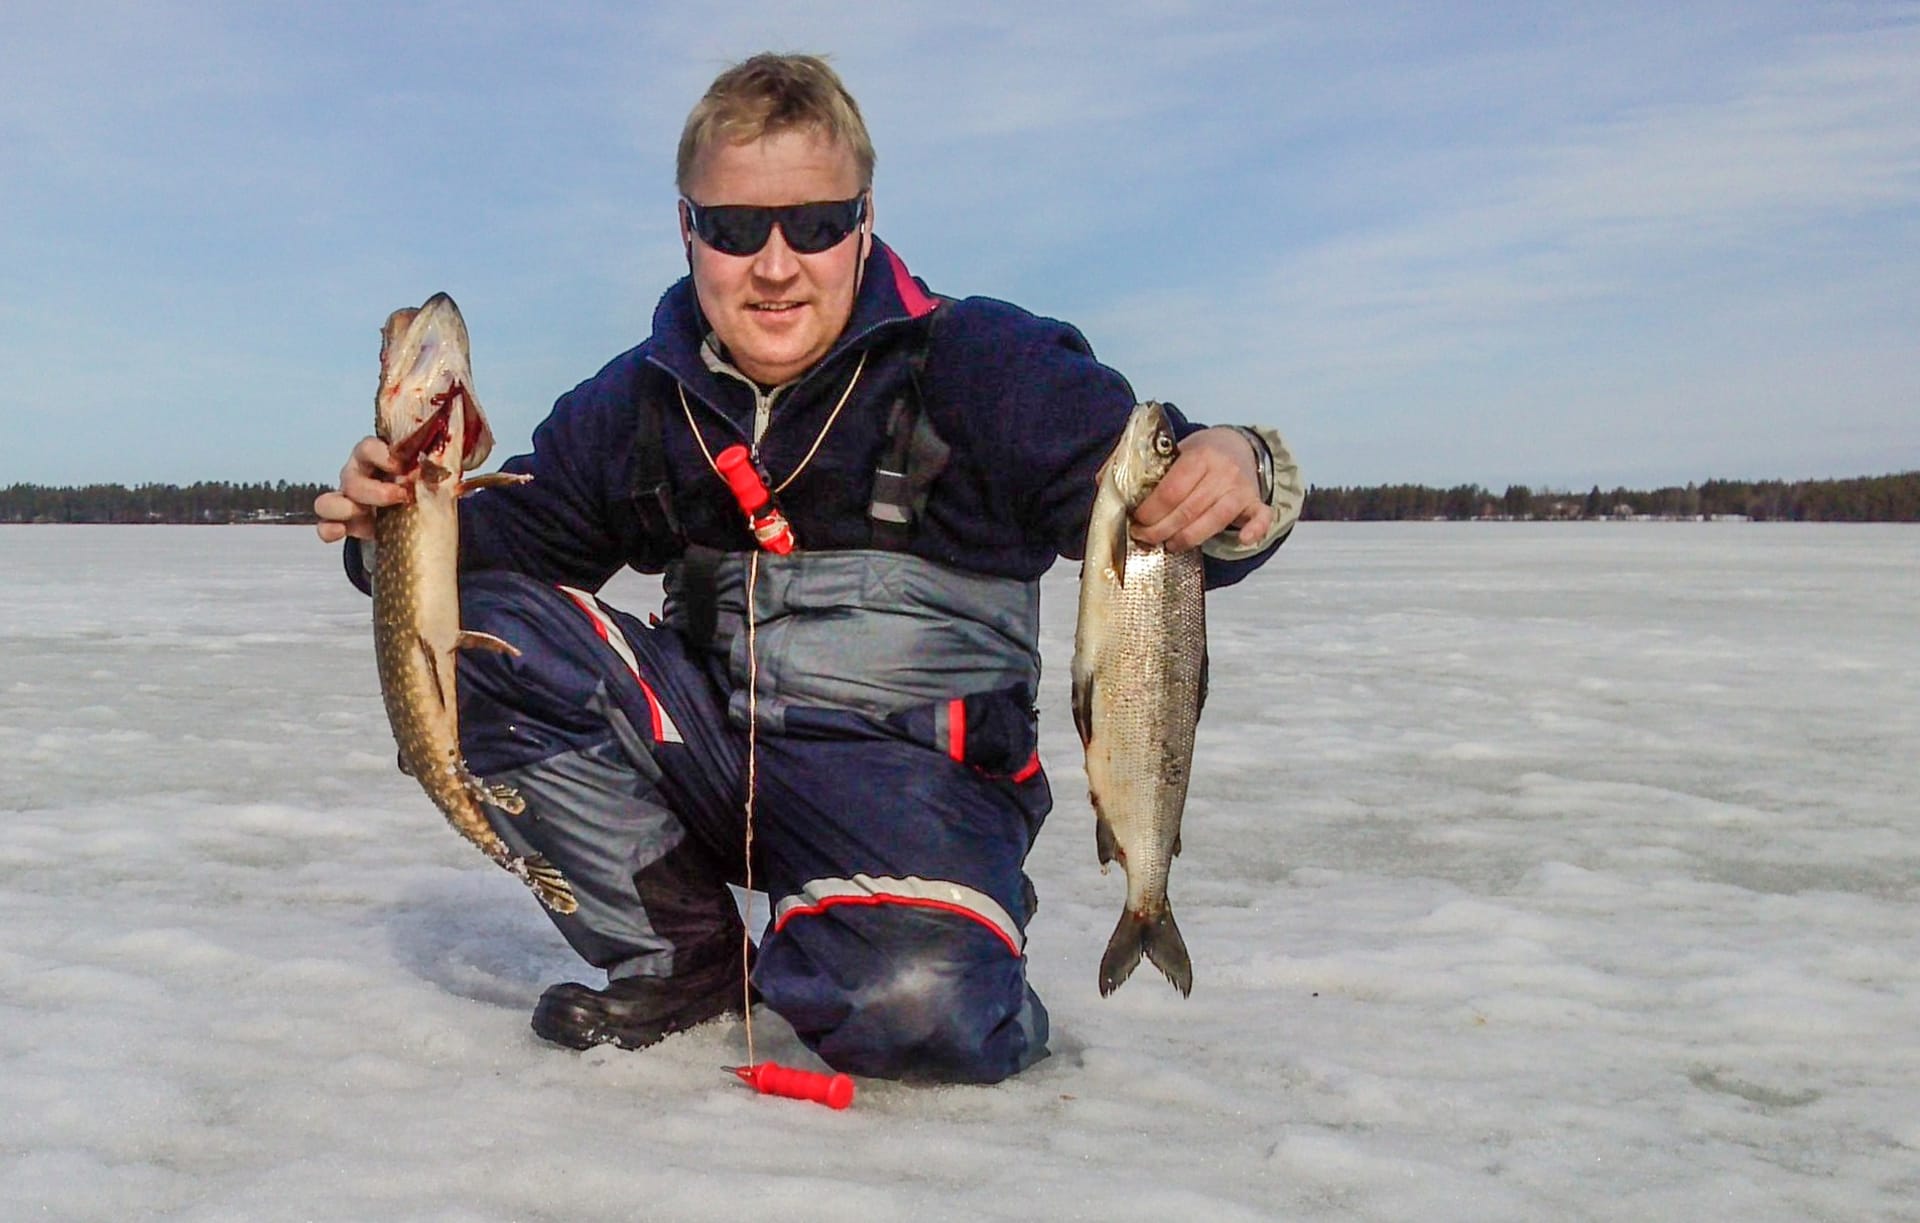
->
[1129, 426, 1275, 552]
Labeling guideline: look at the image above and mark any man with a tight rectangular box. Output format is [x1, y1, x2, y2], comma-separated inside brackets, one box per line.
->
[316, 53, 1301, 1084]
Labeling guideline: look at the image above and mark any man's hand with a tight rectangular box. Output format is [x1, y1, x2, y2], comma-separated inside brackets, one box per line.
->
[313, 436, 413, 544]
[1129, 426, 1274, 552]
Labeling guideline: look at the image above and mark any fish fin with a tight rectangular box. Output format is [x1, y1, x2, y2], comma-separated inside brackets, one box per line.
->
[456, 630, 521, 657]
[1172, 831, 1183, 857]
[1143, 904, 1194, 996]
[481, 780, 526, 815]
[1106, 524, 1130, 589]
[417, 635, 447, 711]
[1099, 904, 1192, 998]
[395, 748, 415, 778]
[1071, 671, 1094, 747]
[420, 458, 454, 486]
[459, 766, 528, 816]
[1099, 910, 1144, 996]
[1094, 808, 1119, 872]
[461, 470, 533, 495]
[519, 855, 578, 915]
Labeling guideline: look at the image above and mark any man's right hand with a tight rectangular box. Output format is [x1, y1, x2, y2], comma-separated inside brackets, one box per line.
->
[313, 436, 413, 544]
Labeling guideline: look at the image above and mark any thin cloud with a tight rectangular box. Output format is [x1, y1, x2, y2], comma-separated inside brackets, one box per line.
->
[0, 2, 1913, 485]
[1081, 12, 1920, 484]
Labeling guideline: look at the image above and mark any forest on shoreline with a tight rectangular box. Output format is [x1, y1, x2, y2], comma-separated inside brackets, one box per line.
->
[3, 471, 1918, 524]
[1303, 471, 1920, 522]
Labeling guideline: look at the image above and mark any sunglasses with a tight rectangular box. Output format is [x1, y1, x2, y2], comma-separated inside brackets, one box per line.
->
[681, 194, 867, 257]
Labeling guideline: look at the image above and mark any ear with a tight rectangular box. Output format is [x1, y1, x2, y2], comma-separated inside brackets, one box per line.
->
[678, 199, 694, 251]
[859, 190, 874, 261]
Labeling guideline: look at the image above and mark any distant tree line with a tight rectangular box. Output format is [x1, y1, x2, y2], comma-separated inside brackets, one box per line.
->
[5, 471, 1919, 524]
[1303, 472, 1920, 523]
[0, 482, 331, 524]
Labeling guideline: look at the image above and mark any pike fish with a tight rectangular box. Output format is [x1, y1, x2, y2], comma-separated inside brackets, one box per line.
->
[371, 292, 576, 914]
[1072, 401, 1206, 996]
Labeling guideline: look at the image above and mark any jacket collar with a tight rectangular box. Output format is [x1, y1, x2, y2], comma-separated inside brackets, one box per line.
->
[644, 237, 938, 398]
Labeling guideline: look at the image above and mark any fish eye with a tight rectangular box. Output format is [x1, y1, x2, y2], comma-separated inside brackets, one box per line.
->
[1154, 432, 1175, 456]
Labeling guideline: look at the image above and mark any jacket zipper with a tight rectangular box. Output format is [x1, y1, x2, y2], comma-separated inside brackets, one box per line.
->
[706, 363, 790, 455]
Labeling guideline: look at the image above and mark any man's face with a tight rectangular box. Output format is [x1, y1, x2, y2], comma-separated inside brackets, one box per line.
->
[680, 128, 869, 387]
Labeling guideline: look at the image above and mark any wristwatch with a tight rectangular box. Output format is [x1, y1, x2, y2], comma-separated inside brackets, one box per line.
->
[1231, 426, 1275, 505]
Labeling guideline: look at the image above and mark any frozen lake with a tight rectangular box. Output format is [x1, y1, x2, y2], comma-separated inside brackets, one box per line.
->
[2, 523, 1916, 1221]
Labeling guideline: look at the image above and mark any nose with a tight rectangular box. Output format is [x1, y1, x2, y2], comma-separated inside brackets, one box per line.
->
[750, 223, 800, 282]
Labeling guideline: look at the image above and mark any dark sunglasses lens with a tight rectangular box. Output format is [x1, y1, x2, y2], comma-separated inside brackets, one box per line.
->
[780, 199, 864, 253]
[689, 197, 863, 256]
[694, 206, 774, 256]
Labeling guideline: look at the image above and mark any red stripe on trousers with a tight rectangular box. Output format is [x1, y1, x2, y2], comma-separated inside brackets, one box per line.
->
[773, 894, 1020, 956]
[560, 587, 664, 740]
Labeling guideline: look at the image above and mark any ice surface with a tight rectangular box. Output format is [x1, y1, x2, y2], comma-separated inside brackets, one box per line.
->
[1, 524, 1915, 1221]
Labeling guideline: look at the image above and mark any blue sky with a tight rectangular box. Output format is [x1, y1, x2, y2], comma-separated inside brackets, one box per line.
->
[2, 1, 1915, 489]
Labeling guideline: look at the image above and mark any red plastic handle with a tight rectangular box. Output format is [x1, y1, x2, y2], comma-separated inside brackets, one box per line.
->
[714, 445, 771, 515]
[713, 444, 796, 553]
[732, 1062, 856, 1109]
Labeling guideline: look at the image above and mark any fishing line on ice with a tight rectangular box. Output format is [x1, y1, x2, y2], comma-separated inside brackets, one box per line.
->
[742, 546, 760, 1069]
[683, 386, 864, 1104]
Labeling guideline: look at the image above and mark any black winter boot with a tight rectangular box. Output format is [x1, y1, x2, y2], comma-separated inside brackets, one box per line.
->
[531, 948, 751, 1051]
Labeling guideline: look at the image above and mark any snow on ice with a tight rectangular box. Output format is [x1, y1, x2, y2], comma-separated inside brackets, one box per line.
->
[1, 523, 1915, 1221]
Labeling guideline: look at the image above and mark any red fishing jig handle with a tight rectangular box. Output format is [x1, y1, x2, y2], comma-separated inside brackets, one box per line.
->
[714, 444, 796, 554]
[727, 1062, 856, 1109]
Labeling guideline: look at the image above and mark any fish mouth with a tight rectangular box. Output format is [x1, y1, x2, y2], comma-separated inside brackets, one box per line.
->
[388, 386, 464, 474]
[380, 293, 493, 471]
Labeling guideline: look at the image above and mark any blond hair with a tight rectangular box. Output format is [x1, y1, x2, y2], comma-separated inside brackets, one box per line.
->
[676, 53, 876, 194]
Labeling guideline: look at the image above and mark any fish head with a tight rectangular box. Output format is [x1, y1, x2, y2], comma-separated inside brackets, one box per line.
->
[1102, 401, 1181, 508]
[375, 292, 495, 475]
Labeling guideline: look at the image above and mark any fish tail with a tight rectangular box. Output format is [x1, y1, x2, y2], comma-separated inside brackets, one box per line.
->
[518, 854, 579, 915]
[1099, 903, 1193, 998]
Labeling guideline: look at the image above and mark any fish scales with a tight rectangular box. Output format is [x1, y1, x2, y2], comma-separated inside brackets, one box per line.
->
[1088, 545, 1205, 903]
[370, 293, 576, 914]
[1073, 402, 1207, 997]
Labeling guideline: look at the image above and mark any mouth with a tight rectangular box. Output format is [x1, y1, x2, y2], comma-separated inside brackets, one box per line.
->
[748, 301, 805, 314]
[390, 392, 457, 474]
